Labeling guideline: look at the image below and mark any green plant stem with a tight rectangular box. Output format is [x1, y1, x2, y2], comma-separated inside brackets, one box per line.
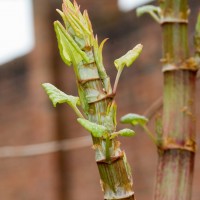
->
[142, 125, 157, 144]
[154, 0, 197, 200]
[76, 51, 135, 200]
[52, 2, 137, 199]
[74, 106, 85, 118]
[194, 12, 200, 64]
[113, 68, 123, 94]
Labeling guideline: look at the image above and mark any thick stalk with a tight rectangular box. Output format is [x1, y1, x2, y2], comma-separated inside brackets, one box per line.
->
[77, 53, 134, 200]
[49, 2, 140, 198]
[154, 0, 197, 200]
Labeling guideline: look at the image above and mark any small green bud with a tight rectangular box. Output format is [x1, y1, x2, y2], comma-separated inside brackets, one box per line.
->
[114, 44, 143, 71]
[120, 113, 148, 127]
[77, 118, 108, 138]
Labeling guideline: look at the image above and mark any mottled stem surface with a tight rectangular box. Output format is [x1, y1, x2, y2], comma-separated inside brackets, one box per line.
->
[155, 0, 197, 200]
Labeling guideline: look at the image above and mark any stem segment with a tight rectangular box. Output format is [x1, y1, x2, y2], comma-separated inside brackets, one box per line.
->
[154, 0, 197, 199]
[78, 57, 135, 200]
[51, 2, 143, 198]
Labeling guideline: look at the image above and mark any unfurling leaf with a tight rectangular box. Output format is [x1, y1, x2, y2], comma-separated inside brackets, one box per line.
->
[136, 5, 161, 23]
[120, 113, 148, 127]
[110, 128, 135, 139]
[56, 9, 68, 27]
[98, 38, 109, 66]
[114, 44, 143, 71]
[118, 129, 135, 137]
[42, 82, 80, 107]
[77, 118, 108, 137]
[54, 21, 72, 66]
[54, 21, 90, 66]
[136, 5, 160, 17]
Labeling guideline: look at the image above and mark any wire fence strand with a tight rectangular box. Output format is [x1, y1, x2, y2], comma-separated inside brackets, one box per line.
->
[0, 136, 92, 158]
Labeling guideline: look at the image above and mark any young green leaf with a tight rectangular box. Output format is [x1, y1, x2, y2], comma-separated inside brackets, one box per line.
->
[136, 5, 161, 23]
[98, 38, 109, 67]
[136, 5, 160, 16]
[118, 129, 135, 137]
[120, 113, 148, 127]
[114, 44, 143, 71]
[42, 83, 80, 107]
[77, 118, 108, 138]
[65, 6, 91, 37]
[56, 9, 68, 27]
[54, 22, 72, 66]
[113, 44, 143, 94]
[110, 128, 135, 139]
[42, 83, 84, 118]
[54, 21, 90, 66]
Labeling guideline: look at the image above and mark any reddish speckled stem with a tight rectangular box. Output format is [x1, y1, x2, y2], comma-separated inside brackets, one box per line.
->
[154, 0, 197, 200]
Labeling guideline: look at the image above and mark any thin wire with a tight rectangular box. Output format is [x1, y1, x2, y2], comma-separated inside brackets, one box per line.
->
[0, 136, 92, 158]
[0, 73, 199, 158]
[0, 98, 174, 159]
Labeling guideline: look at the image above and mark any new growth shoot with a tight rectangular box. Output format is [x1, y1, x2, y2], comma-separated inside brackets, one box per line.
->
[42, 0, 143, 199]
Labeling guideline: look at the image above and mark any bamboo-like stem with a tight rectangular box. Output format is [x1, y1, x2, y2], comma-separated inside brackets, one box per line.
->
[154, 0, 197, 199]
[51, 1, 137, 199]
[77, 50, 135, 200]
[194, 12, 200, 65]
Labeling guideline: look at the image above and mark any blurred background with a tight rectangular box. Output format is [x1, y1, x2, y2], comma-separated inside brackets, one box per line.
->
[0, 0, 200, 199]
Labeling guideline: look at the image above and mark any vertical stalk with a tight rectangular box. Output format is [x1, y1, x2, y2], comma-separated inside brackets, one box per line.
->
[155, 0, 197, 199]
[76, 50, 135, 200]
[43, 1, 141, 199]
[194, 13, 200, 63]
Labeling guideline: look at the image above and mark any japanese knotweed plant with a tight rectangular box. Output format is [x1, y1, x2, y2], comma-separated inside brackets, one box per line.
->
[42, 0, 143, 199]
[121, 1, 200, 200]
